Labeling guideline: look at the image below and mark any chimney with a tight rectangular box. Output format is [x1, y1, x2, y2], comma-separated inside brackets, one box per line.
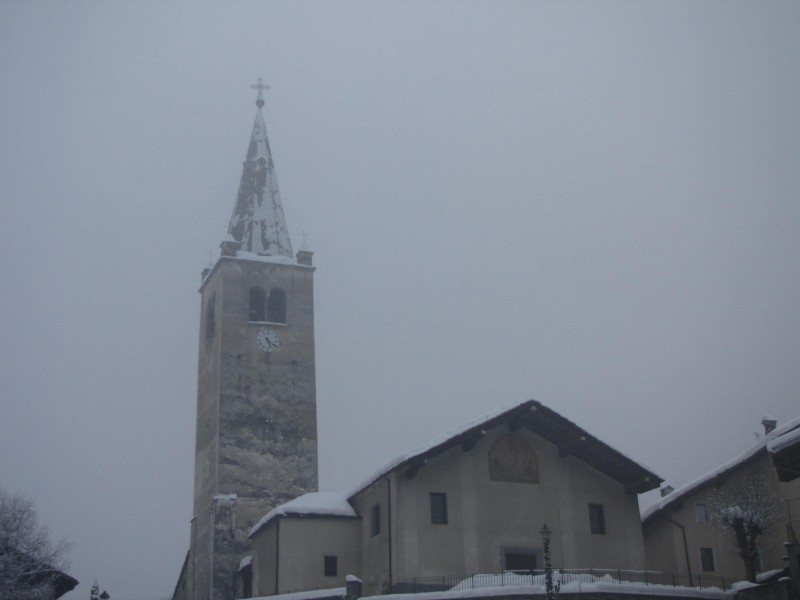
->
[660, 485, 674, 497]
[761, 416, 777, 435]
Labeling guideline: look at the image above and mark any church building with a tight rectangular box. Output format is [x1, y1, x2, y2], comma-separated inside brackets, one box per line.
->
[174, 84, 664, 600]
[247, 399, 662, 598]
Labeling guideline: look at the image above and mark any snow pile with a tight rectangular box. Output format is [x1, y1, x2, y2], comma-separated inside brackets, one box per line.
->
[754, 570, 784, 583]
[451, 571, 729, 596]
[250, 587, 345, 600]
[375, 571, 731, 600]
[451, 572, 550, 590]
[249, 492, 356, 537]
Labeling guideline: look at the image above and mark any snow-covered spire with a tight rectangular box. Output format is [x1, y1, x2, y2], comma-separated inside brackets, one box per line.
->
[226, 79, 293, 258]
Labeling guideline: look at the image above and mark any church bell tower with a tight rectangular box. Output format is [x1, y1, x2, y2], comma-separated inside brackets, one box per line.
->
[187, 80, 318, 600]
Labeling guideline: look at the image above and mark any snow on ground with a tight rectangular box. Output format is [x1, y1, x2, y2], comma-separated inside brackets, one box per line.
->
[251, 587, 346, 600]
[250, 571, 735, 600]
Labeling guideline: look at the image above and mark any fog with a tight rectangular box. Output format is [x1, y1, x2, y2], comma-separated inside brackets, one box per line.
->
[1, 2, 799, 599]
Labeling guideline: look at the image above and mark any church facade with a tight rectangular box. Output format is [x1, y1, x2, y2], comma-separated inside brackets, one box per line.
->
[247, 400, 662, 597]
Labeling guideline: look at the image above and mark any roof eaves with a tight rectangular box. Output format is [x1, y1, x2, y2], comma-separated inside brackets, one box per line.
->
[642, 416, 800, 523]
[348, 399, 662, 500]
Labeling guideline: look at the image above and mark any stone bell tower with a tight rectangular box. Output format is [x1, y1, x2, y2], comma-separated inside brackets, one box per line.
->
[185, 80, 318, 600]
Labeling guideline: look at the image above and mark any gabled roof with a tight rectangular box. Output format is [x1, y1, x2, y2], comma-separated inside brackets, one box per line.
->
[348, 399, 662, 498]
[642, 415, 800, 523]
[767, 424, 800, 482]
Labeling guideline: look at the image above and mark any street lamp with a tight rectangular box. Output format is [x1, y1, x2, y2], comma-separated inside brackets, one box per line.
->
[540, 524, 554, 600]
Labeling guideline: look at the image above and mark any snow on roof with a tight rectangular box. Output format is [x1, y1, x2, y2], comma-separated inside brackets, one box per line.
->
[249, 492, 357, 538]
[767, 424, 800, 454]
[229, 251, 302, 266]
[238, 555, 252, 570]
[213, 493, 237, 502]
[642, 415, 800, 522]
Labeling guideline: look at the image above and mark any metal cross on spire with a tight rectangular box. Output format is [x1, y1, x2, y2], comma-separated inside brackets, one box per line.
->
[251, 78, 270, 108]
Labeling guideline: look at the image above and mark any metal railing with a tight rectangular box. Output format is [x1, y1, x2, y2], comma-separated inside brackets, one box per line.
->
[784, 498, 800, 544]
[360, 568, 733, 597]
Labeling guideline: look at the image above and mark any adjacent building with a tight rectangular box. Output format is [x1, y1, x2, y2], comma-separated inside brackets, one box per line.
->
[642, 417, 800, 586]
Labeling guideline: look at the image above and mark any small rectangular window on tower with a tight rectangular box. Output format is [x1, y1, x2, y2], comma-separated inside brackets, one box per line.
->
[588, 503, 606, 535]
[324, 555, 338, 577]
[371, 504, 380, 537]
[430, 492, 448, 524]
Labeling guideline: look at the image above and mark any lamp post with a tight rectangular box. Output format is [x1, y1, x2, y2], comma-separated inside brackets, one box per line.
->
[540, 524, 554, 600]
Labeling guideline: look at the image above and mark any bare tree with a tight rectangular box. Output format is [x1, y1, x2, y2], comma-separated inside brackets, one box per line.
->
[0, 488, 72, 600]
[707, 475, 784, 582]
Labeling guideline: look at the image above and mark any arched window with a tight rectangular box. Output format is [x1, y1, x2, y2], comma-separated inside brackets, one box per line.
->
[488, 433, 539, 483]
[249, 287, 266, 322]
[267, 287, 287, 323]
[205, 294, 216, 341]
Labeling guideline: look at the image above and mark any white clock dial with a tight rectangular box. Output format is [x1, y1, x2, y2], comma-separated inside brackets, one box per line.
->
[256, 329, 281, 353]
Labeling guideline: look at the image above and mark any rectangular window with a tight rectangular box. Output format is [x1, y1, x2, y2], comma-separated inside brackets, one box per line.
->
[505, 551, 537, 572]
[324, 555, 338, 577]
[588, 503, 606, 535]
[700, 547, 716, 572]
[371, 504, 380, 537]
[430, 492, 448, 524]
[694, 503, 708, 523]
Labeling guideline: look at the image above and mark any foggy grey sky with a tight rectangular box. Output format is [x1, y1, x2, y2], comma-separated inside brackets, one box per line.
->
[2, 2, 799, 599]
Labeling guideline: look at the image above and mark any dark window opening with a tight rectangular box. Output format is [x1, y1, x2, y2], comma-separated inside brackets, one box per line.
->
[240, 563, 253, 598]
[324, 555, 338, 577]
[267, 287, 287, 323]
[205, 295, 215, 341]
[589, 503, 606, 535]
[700, 547, 716, 572]
[694, 503, 708, 523]
[505, 551, 537, 573]
[249, 287, 266, 321]
[371, 504, 380, 537]
[430, 493, 448, 525]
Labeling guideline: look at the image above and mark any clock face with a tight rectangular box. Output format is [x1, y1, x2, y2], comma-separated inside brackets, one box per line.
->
[256, 329, 281, 353]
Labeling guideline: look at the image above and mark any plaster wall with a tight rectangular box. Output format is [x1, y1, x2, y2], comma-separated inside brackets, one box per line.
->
[644, 451, 799, 581]
[251, 519, 278, 597]
[353, 425, 647, 584]
[251, 517, 362, 596]
[350, 479, 393, 584]
[280, 518, 362, 593]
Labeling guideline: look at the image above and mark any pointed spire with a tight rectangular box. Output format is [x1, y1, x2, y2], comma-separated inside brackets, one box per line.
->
[226, 79, 293, 258]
